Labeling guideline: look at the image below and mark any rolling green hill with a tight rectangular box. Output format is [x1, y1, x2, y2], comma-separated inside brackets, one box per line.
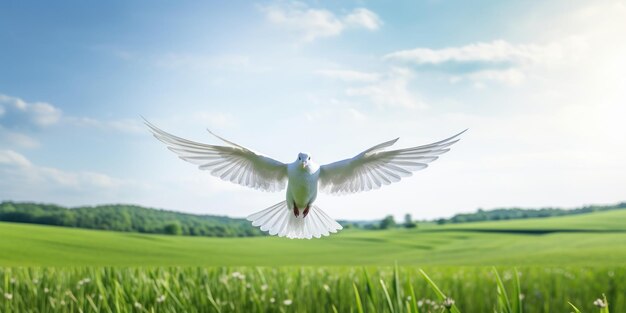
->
[1, 209, 625, 267]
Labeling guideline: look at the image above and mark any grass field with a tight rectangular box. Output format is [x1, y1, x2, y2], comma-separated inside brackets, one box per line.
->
[0, 266, 622, 312]
[1, 209, 625, 266]
[0, 210, 625, 312]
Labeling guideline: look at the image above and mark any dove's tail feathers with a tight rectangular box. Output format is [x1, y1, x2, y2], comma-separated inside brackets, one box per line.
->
[246, 201, 343, 239]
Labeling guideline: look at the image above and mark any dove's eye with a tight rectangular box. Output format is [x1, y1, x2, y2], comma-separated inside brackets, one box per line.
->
[298, 157, 301, 161]
[308, 157, 310, 160]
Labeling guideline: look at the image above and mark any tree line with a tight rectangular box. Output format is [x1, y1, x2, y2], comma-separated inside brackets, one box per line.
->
[0, 202, 264, 237]
[435, 202, 626, 224]
[341, 202, 626, 229]
[1, 201, 624, 236]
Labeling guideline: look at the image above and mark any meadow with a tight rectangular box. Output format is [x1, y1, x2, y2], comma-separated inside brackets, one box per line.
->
[1, 210, 625, 312]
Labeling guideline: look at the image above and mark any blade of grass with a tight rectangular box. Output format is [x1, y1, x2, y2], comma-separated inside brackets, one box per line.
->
[205, 283, 222, 313]
[513, 268, 522, 313]
[394, 262, 402, 312]
[567, 302, 582, 313]
[380, 279, 395, 313]
[353, 283, 364, 313]
[362, 268, 377, 312]
[409, 280, 419, 313]
[418, 269, 461, 313]
[493, 268, 512, 313]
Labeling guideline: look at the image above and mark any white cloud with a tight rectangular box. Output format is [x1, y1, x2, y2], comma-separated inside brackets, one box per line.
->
[344, 8, 383, 30]
[0, 150, 32, 167]
[383, 38, 587, 86]
[314, 67, 424, 109]
[0, 94, 62, 129]
[453, 68, 526, 86]
[383, 39, 569, 65]
[0, 149, 136, 190]
[315, 69, 380, 82]
[345, 68, 425, 109]
[261, 3, 381, 42]
[0, 126, 39, 148]
[0, 93, 146, 144]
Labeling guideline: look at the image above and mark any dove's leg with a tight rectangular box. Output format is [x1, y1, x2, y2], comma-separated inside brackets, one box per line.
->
[303, 204, 311, 218]
[293, 201, 299, 217]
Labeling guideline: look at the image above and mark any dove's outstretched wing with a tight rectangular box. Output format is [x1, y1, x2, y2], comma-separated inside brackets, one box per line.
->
[145, 120, 288, 192]
[319, 130, 466, 195]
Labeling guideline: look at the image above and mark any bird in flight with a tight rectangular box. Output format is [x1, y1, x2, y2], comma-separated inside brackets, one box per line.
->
[145, 120, 466, 239]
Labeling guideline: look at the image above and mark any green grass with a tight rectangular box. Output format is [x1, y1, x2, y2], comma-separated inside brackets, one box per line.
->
[1, 209, 624, 312]
[1, 209, 625, 266]
[0, 267, 622, 312]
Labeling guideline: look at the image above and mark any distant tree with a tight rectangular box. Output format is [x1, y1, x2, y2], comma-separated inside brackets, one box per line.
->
[379, 215, 396, 229]
[403, 214, 417, 228]
[163, 221, 182, 235]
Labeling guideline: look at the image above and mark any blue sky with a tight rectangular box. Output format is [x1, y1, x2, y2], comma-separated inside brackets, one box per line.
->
[1, 0, 625, 220]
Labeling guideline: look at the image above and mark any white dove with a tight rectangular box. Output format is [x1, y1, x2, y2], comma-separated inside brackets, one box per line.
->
[145, 120, 466, 239]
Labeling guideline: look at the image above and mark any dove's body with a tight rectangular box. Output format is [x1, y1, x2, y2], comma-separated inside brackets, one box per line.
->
[145, 119, 466, 239]
[287, 160, 320, 213]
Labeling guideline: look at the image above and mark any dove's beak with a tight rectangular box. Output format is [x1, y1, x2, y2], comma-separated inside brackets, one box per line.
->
[301, 162, 307, 168]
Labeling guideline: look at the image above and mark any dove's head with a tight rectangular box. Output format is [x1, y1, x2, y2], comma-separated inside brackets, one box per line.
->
[297, 152, 311, 168]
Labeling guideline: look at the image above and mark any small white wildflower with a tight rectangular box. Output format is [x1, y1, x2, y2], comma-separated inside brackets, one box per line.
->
[283, 299, 292, 306]
[593, 298, 607, 308]
[44, 287, 50, 294]
[77, 278, 91, 286]
[157, 294, 166, 303]
[246, 283, 251, 289]
[99, 294, 104, 300]
[134, 302, 142, 309]
[417, 300, 423, 307]
[519, 293, 525, 300]
[270, 297, 275, 303]
[443, 297, 455, 309]
[323, 284, 330, 292]
[9, 278, 16, 284]
[4, 293, 13, 300]
[406, 296, 412, 301]
[261, 284, 268, 291]
[60, 300, 66, 306]
[32, 279, 39, 284]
